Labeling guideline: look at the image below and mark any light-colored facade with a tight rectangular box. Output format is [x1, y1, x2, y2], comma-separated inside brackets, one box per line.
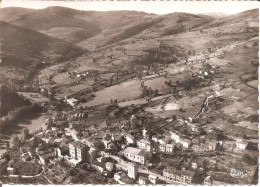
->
[125, 134, 135, 144]
[163, 168, 195, 184]
[137, 139, 151, 151]
[69, 142, 87, 162]
[139, 176, 149, 184]
[236, 139, 248, 150]
[127, 162, 138, 180]
[166, 144, 174, 153]
[122, 147, 147, 164]
[148, 174, 159, 184]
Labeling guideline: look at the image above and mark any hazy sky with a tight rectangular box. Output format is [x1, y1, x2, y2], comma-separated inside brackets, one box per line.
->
[1, 0, 259, 15]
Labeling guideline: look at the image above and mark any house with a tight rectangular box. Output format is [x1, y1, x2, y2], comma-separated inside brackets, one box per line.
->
[207, 130, 218, 141]
[122, 147, 147, 164]
[20, 152, 32, 162]
[159, 143, 166, 152]
[87, 147, 97, 164]
[106, 162, 114, 172]
[180, 138, 191, 148]
[152, 135, 159, 142]
[166, 144, 174, 153]
[7, 167, 15, 175]
[55, 146, 69, 158]
[142, 128, 148, 139]
[127, 162, 138, 180]
[236, 139, 248, 150]
[204, 176, 213, 185]
[148, 174, 159, 184]
[192, 141, 217, 153]
[163, 167, 195, 184]
[93, 160, 105, 173]
[39, 154, 50, 165]
[114, 171, 135, 184]
[0, 158, 8, 175]
[66, 98, 78, 108]
[137, 139, 151, 151]
[125, 134, 135, 145]
[85, 138, 100, 148]
[170, 131, 180, 143]
[139, 175, 149, 185]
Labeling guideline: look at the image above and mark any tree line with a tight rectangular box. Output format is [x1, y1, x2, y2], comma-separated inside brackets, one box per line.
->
[0, 103, 42, 134]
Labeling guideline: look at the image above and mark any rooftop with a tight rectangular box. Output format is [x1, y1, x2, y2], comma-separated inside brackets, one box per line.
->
[164, 167, 195, 177]
[126, 134, 134, 140]
[124, 147, 147, 156]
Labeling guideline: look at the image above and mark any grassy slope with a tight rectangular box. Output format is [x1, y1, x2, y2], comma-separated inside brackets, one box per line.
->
[8, 6, 102, 43]
[0, 21, 84, 68]
[0, 7, 34, 22]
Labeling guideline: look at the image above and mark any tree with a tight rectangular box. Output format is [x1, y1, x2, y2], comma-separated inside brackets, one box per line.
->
[22, 128, 30, 140]
[10, 135, 20, 149]
[202, 160, 208, 170]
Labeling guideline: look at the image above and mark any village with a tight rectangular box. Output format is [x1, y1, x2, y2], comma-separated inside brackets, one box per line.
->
[0, 44, 258, 184]
[0, 5, 258, 186]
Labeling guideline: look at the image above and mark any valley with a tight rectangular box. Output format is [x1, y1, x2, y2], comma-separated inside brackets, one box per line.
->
[0, 6, 258, 185]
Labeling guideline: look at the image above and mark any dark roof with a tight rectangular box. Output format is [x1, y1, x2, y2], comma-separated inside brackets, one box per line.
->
[75, 142, 87, 149]
[59, 146, 69, 153]
[120, 176, 134, 184]
[139, 176, 149, 182]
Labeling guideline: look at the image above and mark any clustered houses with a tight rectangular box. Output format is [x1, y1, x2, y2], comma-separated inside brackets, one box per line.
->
[192, 141, 217, 153]
[1, 103, 237, 185]
[170, 131, 191, 148]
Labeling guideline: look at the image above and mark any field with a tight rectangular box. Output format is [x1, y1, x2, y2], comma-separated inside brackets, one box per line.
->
[79, 79, 142, 107]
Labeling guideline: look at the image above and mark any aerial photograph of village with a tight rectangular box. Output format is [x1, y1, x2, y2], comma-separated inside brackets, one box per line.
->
[0, 0, 259, 185]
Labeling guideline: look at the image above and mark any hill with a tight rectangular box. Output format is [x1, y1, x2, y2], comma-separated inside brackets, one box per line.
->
[0, 7, 34, 22]
[7, 6, 102, 43]
[2, 7, 214, 47]
[198, 8, 259, 30]
[0, 21, 84, 69]
[78, 11, 214, 47]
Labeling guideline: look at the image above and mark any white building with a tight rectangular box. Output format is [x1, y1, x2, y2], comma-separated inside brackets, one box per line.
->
[236, 139, 248, 150]
[170, 131, 180, 143]
[148, 174, 159, 185]
[127, 162, 138, 180]
[67, 98, 78, 108]
[166, 144, 174, 153]
[125, 134, 135, 145]
[106, 162, 114, 172]
[137, 139, 151, 151]
[122, 147, 147, 164]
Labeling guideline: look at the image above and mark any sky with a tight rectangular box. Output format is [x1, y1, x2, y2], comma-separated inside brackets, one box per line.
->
[1, 0, 259, 15]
